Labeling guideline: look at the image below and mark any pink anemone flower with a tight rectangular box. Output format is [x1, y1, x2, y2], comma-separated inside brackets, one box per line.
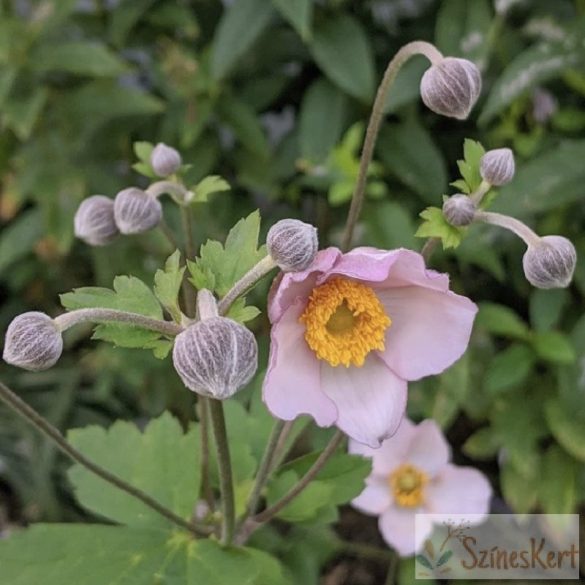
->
[263, 247, 477, 447]
[350, 418, 492, 556]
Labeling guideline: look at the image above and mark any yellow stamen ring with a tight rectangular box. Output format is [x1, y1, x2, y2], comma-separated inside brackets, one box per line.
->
[299, 277, 391, 368]
[388, 463, 428, 508]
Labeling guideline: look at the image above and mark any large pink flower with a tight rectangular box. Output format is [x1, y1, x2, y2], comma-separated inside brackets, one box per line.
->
[350, 418, 492, 556]
[263, 247, 477, 447]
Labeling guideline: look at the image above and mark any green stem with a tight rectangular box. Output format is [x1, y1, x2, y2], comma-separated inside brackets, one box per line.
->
[253, 430, 344, 524]
[421, 238, 440, 263]
[384, 549, 399, 585]
[341, 41, 443, 252]
[209, 398, 235, 546]
[159, 219, 179, 251]
[336, 540, 396, 563]
[0, 380, 210, 537]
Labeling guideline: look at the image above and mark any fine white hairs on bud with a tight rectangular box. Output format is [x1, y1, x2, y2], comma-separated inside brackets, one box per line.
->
[172, 317, 258, 399]
[113, 188, 162, 235]
[74, 195, 119, 246]
[267, 219, 318, 272]
[480, 148, 515, 186]
[420, 57, 482, 120]
[3, 312, 63, 371]
[443, 194, 477, 227]
[523, 236, 577, 289]
[151, 143, 182, 178]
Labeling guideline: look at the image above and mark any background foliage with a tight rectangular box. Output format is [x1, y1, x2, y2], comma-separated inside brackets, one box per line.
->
[1, 0, 584, 582]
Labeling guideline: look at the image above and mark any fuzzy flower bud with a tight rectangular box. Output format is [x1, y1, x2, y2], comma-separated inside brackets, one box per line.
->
[480, 148, 515, 186]
[113, 188, 162, 235]
[267, 219, 318, 272]
[3, 312, 63, 371]
[172, 317, 258, 399]
[74, 195, 119, 246]
[151, 143, 182, 178]
[523, 236, 577, 289]
[420, 57, 482, 120]
[442, 194, 476, 227]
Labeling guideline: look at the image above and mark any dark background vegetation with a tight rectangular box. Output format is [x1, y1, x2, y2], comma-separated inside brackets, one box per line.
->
[1, 0, 584, 582]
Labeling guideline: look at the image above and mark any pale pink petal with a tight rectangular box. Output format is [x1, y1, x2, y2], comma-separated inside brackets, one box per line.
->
[320, 354, 407, 448]
[377, 285, 477, 381]
[263, 302, 338, 426]
[379, 506, 433, 557]
[268, 247, 341, 323]
[349, 418, 417, 476]
[351, 477, 391, 515]
[406, 420, 451, 477]
[425, 464, 492, 516]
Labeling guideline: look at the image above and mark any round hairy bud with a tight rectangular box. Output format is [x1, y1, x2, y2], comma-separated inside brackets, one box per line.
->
[3, 312, 63, 371]
[523, 236, 577, 289]
[442, 194, 476, 227]
[113, 188, 162, 235]
[151, 143, 182, 178]
[172, 317, 258, 399]
[74, 195, 119, 246]
[480, 148, 515, 186]
[420, 57, 482, 120]
[267, 219, 318, 272]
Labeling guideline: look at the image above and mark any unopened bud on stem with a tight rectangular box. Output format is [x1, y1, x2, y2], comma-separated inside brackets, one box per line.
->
[523, 236, 577, 289]
[442, 194, 476, 227]
[74, 195, 119, 246]
[114, 188, 162, 234]
[151, 143, 182, 178]
[420, 57, 482, 120]
[267, 219, 318, 272]
[3, 312, 63, 371]
[480, 148, 515, 186]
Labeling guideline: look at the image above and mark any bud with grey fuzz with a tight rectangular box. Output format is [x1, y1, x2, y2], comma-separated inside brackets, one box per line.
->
[523, 236, 577, 289]
[172, 317, 258, 399]
[267, 219, 318, 272]
[420, 57, 482, 120]
[114, 187, 162, 234]
[443, 194, 476, 227]
[3, 312, 63, 371]
[74, 195, 119, 246]
[151, 143, 182, 177]
[480, 148, 515, 186]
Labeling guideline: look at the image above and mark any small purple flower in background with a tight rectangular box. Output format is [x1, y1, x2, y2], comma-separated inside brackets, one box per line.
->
[263, 247, 477, 448]
[350, 418, 492, 556]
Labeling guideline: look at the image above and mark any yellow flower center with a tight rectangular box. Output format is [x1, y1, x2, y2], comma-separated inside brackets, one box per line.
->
[388, 464, 428, 508]
[299, 277, 391, 367]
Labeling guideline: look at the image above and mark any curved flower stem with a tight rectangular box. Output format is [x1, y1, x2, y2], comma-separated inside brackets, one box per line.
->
[54, 309, 183, 337]
[0, 380, 210, 537]
[474, 210, 540, 247]
[238, 420, 286, 529]
[209, 398, 236, 546]
[146, 180, 190, 203]
[253, 430, 344, 524]
[469, 179, 492, 206]
[268, 420, 296, 474]
[341, 41, 443, 251]
[218, 255, 277, 316]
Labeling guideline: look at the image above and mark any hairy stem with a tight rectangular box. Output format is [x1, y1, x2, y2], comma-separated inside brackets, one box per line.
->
[0, 380, 209, 537]
[147, 180, 190, 202]
[341, 41, 443, 251]
[217, 255, 277, 315]
[54, 308, 183, 337]
[421, 238, 440, 262]
[159, 219, 179, 251]
[253, 430, 344, 524]
[209, 399, 236, 545]
[474, 210, 540, 247]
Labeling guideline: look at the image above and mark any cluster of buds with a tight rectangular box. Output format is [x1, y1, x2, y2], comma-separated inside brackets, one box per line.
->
[74, 143, 182, 247]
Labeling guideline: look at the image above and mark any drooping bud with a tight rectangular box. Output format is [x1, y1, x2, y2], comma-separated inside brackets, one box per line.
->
[151, 143, 182, 178]
[523, 236, 577, 289]
[420, 57, 482, 120]
[267, 219, 318, 272]
[113, 188, 162, 235]
[2, 312, 63, 371]
[442, 194, 476, 227]
[74, 195, 119, 246]
[480, 148, 515, 186]
[172, 317, 258, 399]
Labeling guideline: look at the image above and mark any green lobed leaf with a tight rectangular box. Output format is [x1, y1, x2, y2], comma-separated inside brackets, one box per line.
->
[415, 206, 465, 249]
[531, 331, 576, 364]
[187, 211, 267, 297]
[462, 427, 500, 460]
[67, 412, 200, 528]
[271, 0, 312, 40]
[475, 302, 530, 339]
[191, 175, 231, 203]
[226, 298, 261, 324]
[485, 344, 535, 395]
[133, 140, 157, 179]
[454, 139, 486, 194]
[154, 250, 185, 323]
